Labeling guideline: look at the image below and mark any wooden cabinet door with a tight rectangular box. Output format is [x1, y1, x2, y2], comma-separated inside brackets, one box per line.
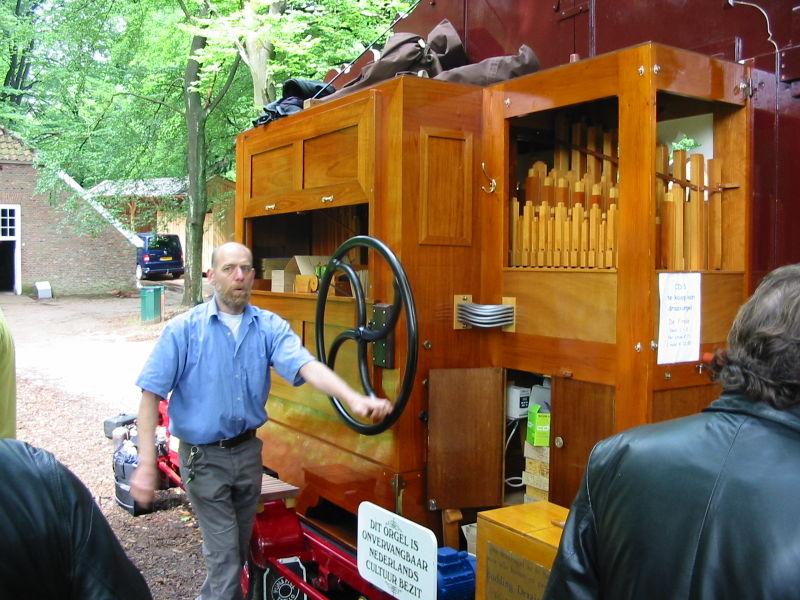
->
[549, 377, 614, 507]
[240, 90, 377, 218]
[427, 368, 504, 510]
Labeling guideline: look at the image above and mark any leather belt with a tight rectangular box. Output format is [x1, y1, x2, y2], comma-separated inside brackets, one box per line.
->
[202, 429, 256, 448]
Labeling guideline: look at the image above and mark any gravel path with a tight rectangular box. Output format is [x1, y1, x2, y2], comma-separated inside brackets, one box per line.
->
[2, 285, 207, 600]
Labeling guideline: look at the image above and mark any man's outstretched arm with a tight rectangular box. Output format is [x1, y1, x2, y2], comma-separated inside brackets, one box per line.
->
[299, 360, 393, 421]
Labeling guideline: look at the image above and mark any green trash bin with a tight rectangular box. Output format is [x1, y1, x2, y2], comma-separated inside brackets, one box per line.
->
[140, 286, 164, 323]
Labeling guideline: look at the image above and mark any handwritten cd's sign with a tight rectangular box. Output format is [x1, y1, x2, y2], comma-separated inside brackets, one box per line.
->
[657, 272, 702, 364]
[357, 501, 437, 600]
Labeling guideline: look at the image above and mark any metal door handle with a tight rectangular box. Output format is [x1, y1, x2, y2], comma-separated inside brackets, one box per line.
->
[265, 203, 276, 210]
[554, 436, 564, 448]
[321, 195, 334, 203]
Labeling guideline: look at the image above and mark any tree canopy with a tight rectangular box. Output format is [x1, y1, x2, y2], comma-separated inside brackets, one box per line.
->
[1, 0, 412, 302]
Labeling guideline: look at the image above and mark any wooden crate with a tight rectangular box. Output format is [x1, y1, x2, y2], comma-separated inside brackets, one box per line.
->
[476, 502, 568, 600]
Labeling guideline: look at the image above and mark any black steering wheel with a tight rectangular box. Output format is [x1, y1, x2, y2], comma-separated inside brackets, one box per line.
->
[315, 236, 418, 435]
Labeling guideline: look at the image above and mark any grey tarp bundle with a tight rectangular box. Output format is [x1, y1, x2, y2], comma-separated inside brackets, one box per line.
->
[434, 44, 540, 86]
[323, 18, 539, 103]
[321, 18, 468, 103]
[254, 19, 541, 124]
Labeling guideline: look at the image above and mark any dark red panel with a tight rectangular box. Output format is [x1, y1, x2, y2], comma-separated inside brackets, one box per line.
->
[594, 0, 794, 62]
[390, 0, 800, 281]
[747, 62, 779, 290]
[393, 0, 467, 43]
[774, 75, 800, 273]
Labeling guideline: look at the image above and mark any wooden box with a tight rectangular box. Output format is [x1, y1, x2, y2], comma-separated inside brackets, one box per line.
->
[476, 502, 568, 600]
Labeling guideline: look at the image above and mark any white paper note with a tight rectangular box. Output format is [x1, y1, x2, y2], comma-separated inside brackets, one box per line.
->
[657, 272, 702, 365]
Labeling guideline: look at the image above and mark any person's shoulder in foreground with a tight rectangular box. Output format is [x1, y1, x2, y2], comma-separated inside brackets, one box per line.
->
[543, 263, 800, 600]
[0, 439, 152, 600]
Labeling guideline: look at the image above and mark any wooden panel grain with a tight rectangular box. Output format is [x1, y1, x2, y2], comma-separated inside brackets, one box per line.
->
[250, 143, 294, 202]
[494, 50, 621, 119]
[479, 89, 508, 309]
[235, 136, 246, 243]
[651, 384, 720, 423]
[652, 45, 748, 105]
[615, 44, 657, 432]
[652, 271, 744, 350]
[495, 334, 616, 386]
[700, 271, 745, 343]
[303, 126, 359, 188]
[419, 127, 473, 246]
[476, 503, 568, 600]
[258, 420, 435, 530]
[428, 368, 505, 509]
[503, 270, 617, 343]
[714, 104, 750, 272]
[549, 378, 614, 508]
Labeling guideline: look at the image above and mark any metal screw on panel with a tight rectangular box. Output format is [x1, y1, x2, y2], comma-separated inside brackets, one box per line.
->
[421, 378, 428, 387]
[664, 371, 672, 381]
[554, 436, 564, 449]
[504, 98, 512, 108]
[696, 363, 706, 374]
[652, 64, 661, 75]
[423, 340, 432, 350]
[428, 498, 438, 511]
[634, 342, 642, 352]
[650, 340, 658, 350]
[638, 65, 645, 76]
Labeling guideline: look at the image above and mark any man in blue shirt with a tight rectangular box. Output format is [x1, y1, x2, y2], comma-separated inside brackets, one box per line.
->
[132, 242, 391, 600]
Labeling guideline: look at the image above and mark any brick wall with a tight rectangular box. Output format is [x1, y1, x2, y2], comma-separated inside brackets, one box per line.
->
[0, 162, 137, 295]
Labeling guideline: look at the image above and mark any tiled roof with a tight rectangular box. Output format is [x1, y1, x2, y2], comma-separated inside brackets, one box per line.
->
[87, 177, 189, 198]
[0, 127, 34, 163]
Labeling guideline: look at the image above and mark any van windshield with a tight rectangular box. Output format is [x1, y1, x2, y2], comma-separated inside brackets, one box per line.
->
[149, 236, 181, 253]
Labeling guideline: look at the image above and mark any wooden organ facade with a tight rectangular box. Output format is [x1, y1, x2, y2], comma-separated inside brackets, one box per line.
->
[235, 43, 752, 540]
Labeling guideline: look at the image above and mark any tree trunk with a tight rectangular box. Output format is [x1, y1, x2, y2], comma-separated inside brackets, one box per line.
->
[182, 33, 209, 307]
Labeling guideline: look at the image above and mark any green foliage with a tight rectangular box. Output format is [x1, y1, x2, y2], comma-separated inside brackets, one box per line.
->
[671, 135, 700, 153]
[271, 0, 414, 84]
[2, 0, 412, 297]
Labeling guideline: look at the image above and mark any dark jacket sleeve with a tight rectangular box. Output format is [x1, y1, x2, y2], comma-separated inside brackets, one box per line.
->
[58, 461, 153, 600]
[542, 448, 602, 600]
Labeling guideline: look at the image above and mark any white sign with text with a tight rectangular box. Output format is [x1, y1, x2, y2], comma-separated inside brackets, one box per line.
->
[657, 272, 702, 364]
[357, 501, 438, 600]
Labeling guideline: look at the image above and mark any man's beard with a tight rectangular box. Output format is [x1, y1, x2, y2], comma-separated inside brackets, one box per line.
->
[217, 286, 250, 311]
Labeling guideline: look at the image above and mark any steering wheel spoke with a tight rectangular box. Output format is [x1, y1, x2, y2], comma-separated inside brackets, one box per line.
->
[315, 236, 418, 435]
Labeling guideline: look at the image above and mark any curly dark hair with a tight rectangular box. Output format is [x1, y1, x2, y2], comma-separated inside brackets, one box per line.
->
[710, 264, 800, 408]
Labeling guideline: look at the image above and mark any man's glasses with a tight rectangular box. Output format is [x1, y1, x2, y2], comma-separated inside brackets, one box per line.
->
[220, 264, 254, 275]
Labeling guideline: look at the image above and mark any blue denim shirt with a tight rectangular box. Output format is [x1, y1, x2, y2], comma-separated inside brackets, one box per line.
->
[136, 297, 315, 444]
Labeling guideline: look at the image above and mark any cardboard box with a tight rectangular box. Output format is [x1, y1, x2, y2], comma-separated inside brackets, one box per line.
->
[293, 274, 319, 293]
[525, 458, 550, 479]
[527, 404, 551, 447]
[524, 442, 550, 462]
[272, 255, 330, 293]
[522, 470, 549, 492]
[259, 258, 290, 280]
[476, 502, 568, 600]
[524, 487, 549, 503]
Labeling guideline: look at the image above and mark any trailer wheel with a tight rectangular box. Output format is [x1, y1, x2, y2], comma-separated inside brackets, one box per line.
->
[315, 235, 418, 435]
[248, 564, 304, 600]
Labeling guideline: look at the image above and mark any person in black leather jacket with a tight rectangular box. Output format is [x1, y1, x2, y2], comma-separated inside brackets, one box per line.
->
[0, 439, 152, 600]
[544, 263, 800, 600]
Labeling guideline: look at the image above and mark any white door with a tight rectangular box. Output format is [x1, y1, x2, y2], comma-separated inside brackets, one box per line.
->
[0, 204, 21, 295]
